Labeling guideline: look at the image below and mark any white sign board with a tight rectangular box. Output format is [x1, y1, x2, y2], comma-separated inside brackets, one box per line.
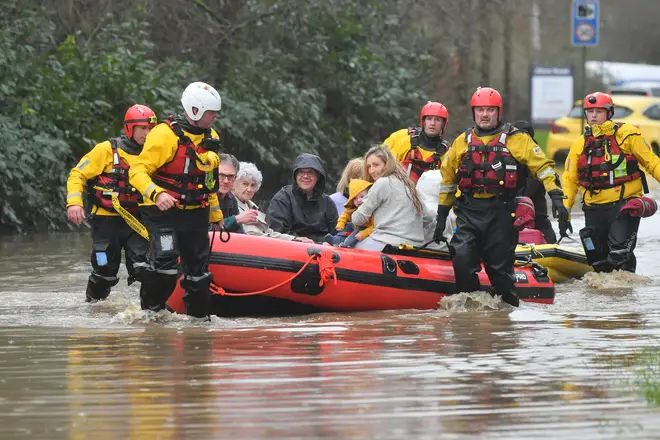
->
[530, 65, 574, 124]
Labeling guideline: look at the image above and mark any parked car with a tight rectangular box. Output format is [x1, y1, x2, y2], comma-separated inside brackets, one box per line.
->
[609, 82, 660, 97]
[546, 95, 660, 164]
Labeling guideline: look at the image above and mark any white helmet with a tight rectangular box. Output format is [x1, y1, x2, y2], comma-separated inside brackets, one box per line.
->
[181, 82, 222, 121]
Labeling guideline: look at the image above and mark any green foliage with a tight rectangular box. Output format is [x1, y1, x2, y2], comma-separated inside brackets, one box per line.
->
[0, 0, 430, 232]
[0, 3, 196, 232]
[217, 0, 429, 190]
[633, 348, 660, 407]
[0, 114, 70, 231]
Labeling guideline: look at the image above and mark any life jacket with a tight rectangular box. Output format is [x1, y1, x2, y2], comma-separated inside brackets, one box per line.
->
[457, 125, 521, 196]
[577, 123, 646, 193]
[87, 138, 142, 213]
[401, 127, 449, 184]
[151, 118, 219, 207]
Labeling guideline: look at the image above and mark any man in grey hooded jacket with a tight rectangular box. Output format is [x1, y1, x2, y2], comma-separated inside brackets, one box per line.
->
[266, 153, 339, 242]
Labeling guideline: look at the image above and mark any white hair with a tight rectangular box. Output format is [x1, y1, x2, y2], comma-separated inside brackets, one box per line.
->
[236, 162, 263, 191]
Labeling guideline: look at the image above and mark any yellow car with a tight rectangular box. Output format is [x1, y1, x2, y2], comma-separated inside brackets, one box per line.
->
[546, 95, 660, 164]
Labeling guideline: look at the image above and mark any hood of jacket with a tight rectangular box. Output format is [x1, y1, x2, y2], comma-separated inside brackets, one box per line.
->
[590, 120, 617, 137]
[114, 134, 143, 155]
[292, 153, 327, 200]
[345, 179, 373, 207]
[174, 114, 207, 135]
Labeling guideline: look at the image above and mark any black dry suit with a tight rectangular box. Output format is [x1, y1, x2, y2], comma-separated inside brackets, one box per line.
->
[266, 153, 339, 243]
[86, 135, 149, 302]
[451, 122, 523, 307]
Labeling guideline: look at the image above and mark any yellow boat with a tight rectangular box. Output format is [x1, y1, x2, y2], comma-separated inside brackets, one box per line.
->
[515, 243, 592, 283]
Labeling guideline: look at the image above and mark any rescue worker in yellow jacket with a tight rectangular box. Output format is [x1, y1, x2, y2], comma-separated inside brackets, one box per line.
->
[435, 87, 570, 307]
[66, 104, 157, 302]
[129, 82, 223, 319]
[562, 92, 660, 273]
[383, 101, 450, 184]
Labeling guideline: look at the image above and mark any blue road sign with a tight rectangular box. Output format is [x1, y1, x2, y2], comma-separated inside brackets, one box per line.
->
[571, 0, 599, 46]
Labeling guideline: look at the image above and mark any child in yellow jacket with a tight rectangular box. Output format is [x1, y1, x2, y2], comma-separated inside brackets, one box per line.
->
[324, 179, 374, 247]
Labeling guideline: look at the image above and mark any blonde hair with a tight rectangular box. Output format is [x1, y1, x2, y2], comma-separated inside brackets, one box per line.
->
[336, 158, 365, 193]
[364, 145, 423, 215]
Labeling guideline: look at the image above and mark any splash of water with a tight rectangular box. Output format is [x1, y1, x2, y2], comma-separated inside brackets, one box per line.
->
[582, 270, 654, 290]
[111, 304, 183, 325]
[437, 291, 510, 313]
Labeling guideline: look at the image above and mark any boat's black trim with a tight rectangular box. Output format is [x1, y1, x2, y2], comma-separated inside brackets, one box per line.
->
[208, 252, 554, 301]
[515, 246, 589, 265]
[382, 244, 452, 260]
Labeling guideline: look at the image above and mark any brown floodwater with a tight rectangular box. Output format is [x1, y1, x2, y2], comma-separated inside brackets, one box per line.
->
[1, 208, 660, 439]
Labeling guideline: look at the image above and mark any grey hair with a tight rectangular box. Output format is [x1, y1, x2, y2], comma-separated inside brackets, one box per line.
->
[218, 153, 240, 173]
[236, 162, 263, 191]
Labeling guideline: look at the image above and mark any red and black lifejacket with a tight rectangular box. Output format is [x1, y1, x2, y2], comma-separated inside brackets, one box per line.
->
[87, 138, 142, 213]
[577, 123, 647, 193]
[457, 125, 521, 196]
[151, 118, 219, 207]
[401, 127, 449, 184]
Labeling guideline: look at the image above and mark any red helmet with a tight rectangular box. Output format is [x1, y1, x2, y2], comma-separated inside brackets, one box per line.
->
[584, 92, 614, 119]
[124, 104, 157, 139]
[470, 87, 503, 120]
[420, 101, 449, 134]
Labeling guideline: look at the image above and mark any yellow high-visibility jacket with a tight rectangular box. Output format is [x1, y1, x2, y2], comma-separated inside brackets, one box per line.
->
[439, 127, 560, 207]
[383, 128, 445, 164]
[562, 121, 660, 208]
[129, 122, 222, 223]
[66, 140, 141, 217]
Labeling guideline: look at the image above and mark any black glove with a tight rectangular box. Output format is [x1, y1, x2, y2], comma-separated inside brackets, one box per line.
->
[201, 137, 222, 153]
[548, 189, 573, 236]
[434, 205, 451, 242]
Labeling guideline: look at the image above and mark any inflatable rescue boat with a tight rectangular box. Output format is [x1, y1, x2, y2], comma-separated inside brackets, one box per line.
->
[515, 229, 592, 283]
[167, 233, 555, 317]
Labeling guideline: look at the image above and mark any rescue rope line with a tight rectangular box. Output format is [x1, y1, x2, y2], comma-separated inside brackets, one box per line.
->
[111, 194, 149, 240]
[516, 242, 544, 257]
[209, 249, 337, 296]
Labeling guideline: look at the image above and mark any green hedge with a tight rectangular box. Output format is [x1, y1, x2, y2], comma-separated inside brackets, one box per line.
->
[0, 1, 430, 233]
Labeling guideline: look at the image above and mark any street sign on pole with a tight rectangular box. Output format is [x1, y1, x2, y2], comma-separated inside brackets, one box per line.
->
[571, 0, 599, 46]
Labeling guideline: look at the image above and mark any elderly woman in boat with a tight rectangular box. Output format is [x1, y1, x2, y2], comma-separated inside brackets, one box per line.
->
[232, 162, 314, 243]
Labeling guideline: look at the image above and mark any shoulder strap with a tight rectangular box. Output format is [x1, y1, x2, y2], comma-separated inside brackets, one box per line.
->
[439, 138, 450, 155]
[407, 126, 422, 136]
[408, 126, 421, 148]
[108, 137, 121, 167]
[165, 116, 187, 140]
[463, 127, 473, 142]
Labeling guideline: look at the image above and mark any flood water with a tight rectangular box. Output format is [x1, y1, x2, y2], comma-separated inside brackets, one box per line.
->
[2, 206, 660, 439]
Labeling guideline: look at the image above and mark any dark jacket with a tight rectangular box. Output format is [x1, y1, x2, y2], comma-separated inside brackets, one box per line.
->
[266, 153, 339, 242]
[218, 191, 243, 233]
[513, 120, 556, 243]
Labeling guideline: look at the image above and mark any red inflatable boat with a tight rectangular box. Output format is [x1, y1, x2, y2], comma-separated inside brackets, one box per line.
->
[166, 233, 555, 317]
